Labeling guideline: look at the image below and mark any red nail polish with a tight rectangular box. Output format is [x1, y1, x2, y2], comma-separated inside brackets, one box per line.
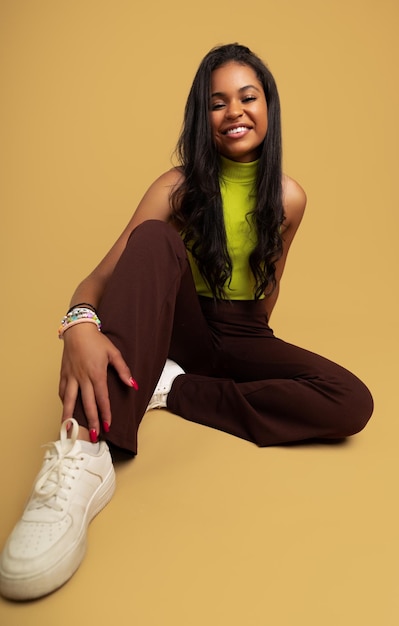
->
[130, 377, 139, 390]
[103, 421, 110, 433]
[89, 429, 98, 443]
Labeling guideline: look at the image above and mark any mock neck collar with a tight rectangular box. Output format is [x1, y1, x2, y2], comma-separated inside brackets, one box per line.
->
[219, 155, 259, 182]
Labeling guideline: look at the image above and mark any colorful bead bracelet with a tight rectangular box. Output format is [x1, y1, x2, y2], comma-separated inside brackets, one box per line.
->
[58, 307, 102, 339]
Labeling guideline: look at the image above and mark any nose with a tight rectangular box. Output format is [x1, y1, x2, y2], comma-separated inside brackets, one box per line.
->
[225, 99, 243, 119]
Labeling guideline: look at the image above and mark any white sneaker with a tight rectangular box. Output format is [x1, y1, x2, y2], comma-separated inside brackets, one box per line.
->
[0, 418, 115, 601]
[147, 359, 185, 410]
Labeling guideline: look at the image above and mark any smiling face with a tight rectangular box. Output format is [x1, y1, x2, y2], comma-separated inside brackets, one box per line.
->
[210, 61, 268, 163]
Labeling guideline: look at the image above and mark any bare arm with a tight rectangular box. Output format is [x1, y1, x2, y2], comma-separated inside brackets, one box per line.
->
[69, 168, 183, 308]
[264, 176, 307, 319]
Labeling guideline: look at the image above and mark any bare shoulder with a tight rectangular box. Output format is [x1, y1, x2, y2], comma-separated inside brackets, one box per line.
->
[282, 174, 307, 230]
[132, 167, 184, 222]
[144, 166, 184, 197]
[282, 174, 307, 213]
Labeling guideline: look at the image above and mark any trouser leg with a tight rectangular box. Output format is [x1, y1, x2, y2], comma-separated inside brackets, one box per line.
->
[168, 347, 373, 445]
[72, 220, 214, 453]
[167, 300, 374, 446]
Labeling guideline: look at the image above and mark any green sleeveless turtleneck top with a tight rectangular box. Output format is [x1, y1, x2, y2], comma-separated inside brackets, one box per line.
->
[188, 156, 260, 300]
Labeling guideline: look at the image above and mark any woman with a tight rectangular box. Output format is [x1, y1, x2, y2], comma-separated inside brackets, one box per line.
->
[0, 43, 373, 601]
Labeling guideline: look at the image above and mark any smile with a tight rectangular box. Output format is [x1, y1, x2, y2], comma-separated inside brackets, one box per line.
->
[225, 126, 250, 135]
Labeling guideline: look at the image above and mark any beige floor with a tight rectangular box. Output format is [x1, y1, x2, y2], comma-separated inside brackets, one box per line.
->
[0, 314, 397, 625]
[1, 0, 398, 624]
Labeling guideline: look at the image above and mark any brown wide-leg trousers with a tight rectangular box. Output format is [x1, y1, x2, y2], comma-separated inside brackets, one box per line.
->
[73, 220, 374, 454]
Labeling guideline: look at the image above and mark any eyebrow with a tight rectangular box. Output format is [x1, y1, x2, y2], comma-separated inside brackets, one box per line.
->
[211, 84, 262, 98]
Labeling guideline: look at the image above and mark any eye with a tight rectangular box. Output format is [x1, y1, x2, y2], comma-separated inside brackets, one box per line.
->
[211, 102, 225, 111]
[242, 95, 257, 103]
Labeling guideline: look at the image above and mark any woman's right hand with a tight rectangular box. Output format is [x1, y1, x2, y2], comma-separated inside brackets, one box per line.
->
[59, 323, 135, 438]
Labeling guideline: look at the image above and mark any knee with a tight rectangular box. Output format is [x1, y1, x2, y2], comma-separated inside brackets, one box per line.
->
[120, 220, 188, 280]
[338, 378, 374, 437]
[128, 219, 181, 244]
[126, 219, 186, 257]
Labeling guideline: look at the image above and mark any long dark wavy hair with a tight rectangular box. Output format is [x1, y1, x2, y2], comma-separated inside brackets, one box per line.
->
[171, 43, 284, 300]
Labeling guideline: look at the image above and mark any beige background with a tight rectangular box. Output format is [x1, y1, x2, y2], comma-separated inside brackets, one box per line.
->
[0, 0, 398, 624]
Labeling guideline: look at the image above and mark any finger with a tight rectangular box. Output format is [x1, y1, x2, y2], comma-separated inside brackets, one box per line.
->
[80, 380, 101, 441]
[91, 373, 112, 433]
[109, 349, 138, 389]
[59, 376, 66, 402]
[61, 378, 79, 423]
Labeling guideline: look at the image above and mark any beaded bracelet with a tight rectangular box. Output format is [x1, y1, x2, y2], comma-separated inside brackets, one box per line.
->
[67, 302, 98, 316]
[58, 317, 101, 338]
[58, 307, 102, 339]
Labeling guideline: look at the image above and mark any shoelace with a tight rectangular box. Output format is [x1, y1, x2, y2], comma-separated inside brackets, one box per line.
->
[29, 419, 82, 512]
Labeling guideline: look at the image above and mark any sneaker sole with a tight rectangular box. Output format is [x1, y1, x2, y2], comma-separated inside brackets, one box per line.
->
[0, 464, 116, 601]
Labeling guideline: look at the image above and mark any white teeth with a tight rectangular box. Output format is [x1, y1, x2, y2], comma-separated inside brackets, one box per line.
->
[226, 126, 248, 135]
